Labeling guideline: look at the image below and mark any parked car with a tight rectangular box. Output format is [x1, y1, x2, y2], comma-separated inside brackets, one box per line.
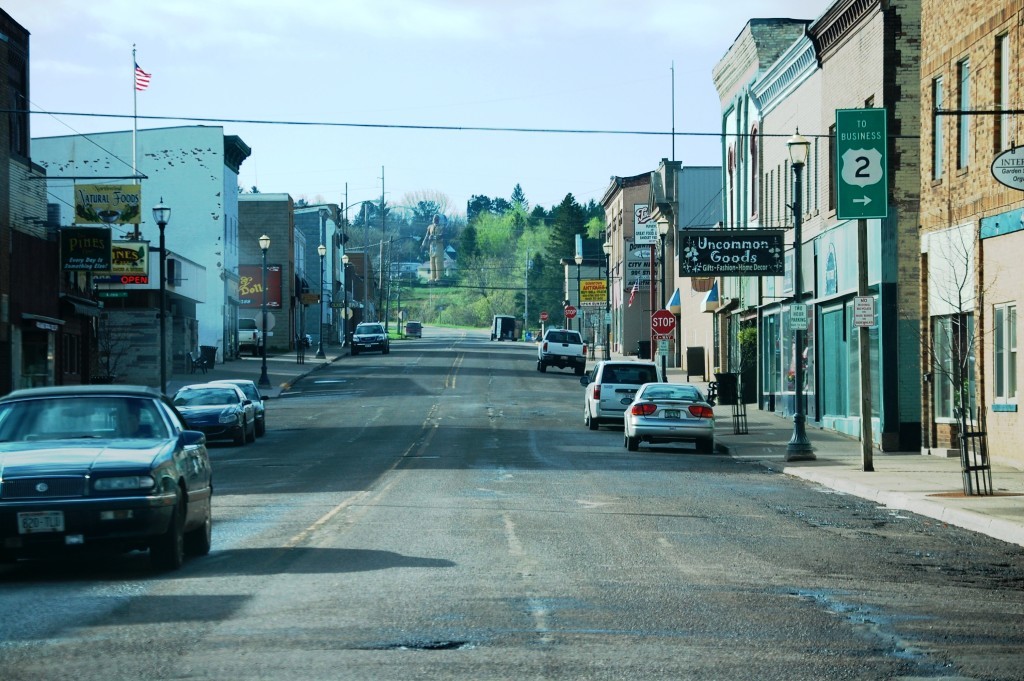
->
[580, 360, 664, 430]
[351, 322, 390, 355]
[237, 317, 263, 357]
[172, 383, 256, 445]
[0, 385, 212, 571]
[623, 382, 716, 453]
[404, 321, 423, 338]
[210, 378, 266, 436]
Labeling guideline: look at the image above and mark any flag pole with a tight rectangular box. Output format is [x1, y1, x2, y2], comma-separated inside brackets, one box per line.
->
[132, 44, 139, 238]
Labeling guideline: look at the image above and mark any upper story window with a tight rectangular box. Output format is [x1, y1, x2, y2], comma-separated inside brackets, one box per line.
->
[994, 303, 1017, 402]
[932, 76, 945, 180]
[994, 34, 1011, 152]
[957, 59, 970, 170]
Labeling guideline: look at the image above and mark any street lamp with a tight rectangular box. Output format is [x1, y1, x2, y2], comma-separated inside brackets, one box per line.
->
[786, 129, 815, 461]
[341, 253, 350, 346]
[316, 243, 327, 358]
[657, 218, 671, 378]
[574, 253, 583, 334]
[258, 234, 271, 388]
[152, 199, 170, 395]
[602, 241, 612, 360]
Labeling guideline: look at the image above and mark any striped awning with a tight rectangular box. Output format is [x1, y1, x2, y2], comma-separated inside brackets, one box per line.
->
[701, 282, 719, 313]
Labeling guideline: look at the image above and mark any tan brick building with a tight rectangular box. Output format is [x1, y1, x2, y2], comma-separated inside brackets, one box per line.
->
[920, 0, 1024, 466]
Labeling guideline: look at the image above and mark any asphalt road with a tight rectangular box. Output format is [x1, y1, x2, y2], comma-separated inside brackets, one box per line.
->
[2, 328, 1023, 680]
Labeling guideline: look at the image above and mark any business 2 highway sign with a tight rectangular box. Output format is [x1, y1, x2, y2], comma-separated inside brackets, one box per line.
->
[836, 108, 889, 220]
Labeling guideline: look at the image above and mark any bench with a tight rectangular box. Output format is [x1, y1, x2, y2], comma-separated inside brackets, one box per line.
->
[187, 350, 209, 374]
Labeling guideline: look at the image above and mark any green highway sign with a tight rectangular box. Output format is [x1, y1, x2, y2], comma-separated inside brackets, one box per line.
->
[835, 108, 888, 220]
[97, 291, 128, 298]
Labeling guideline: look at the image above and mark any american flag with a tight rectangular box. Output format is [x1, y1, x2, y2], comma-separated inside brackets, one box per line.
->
[134, 63, 151, 91]
[627, 279, 639, 307]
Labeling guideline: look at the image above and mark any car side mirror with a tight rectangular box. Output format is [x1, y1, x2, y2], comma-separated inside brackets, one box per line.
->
[579, 375, 590, 387]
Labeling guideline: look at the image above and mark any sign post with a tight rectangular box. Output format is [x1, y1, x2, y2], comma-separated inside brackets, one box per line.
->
[836, 108, 888, 220]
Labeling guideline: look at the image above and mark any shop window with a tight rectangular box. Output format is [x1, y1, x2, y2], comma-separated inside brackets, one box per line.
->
[932, 77, 944, 180]
[994, 303, 1017, 402]
[933, 313, 975, 421]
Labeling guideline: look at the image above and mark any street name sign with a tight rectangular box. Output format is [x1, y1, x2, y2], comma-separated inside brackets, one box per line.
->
[836, 108, 888, 220]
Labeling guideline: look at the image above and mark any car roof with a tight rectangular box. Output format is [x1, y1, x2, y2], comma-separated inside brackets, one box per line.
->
[210, 379, 257, 387]
[0, 384, 165, 402]
[175, 382, 245, 394]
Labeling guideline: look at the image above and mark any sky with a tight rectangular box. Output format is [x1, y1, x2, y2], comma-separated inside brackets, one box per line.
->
[11, 0, 833, 217]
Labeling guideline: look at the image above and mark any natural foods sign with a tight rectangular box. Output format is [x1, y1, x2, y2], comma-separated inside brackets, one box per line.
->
[678, 229, 785, 277]
[74, 184, 142, 225]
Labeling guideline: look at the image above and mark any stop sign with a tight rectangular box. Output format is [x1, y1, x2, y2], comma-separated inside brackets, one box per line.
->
[540, 311, 549, 321]
[651, 309, 676, 336]
[564, 305, 578, 319]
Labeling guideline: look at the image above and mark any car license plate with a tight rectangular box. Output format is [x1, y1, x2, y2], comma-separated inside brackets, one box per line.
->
[663, 409, 681, 419]
[18, 511, 65, 534]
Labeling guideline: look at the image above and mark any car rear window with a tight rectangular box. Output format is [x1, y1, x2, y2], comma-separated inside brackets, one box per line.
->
[602, 365, 658, 385]
[546, 331, 578, 344]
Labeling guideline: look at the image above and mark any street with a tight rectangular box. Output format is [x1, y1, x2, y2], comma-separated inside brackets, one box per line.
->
[1, 328, 1023, 680]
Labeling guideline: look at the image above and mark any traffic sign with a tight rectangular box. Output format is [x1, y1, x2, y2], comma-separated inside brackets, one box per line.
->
[790, 303, 808, 330]
[540, 311, 549, 321]
[853, 296, 875, 327]
[651, 309, 676, 338]
[836, 108, 888, 220]
[564, 305, 577, 319]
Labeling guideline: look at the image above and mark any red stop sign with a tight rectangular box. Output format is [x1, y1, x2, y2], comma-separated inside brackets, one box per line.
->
[564, 305, 578, 319]
[540, 311, 549, 321]
[651, 309, 676, 336]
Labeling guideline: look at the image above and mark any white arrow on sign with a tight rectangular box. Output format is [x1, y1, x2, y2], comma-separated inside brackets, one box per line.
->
[853, 196, 872, 205]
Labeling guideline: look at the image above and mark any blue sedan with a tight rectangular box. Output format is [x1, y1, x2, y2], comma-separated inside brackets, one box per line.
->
[0, 385, 212, 571]
[172, 383, 256, 445]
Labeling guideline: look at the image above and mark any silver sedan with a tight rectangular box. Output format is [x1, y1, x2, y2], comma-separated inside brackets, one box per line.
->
[623, 382, 716, 453]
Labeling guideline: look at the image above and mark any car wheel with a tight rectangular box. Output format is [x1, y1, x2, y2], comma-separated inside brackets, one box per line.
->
[256, 417, 265, 437]
[184, 502, 212, 557]
[234, 420, 247, 446]
[697, 436, 715, 454]
[625, 434, 640, 452]
[151, 488, 185, 571]
[587, 407, 599, 431]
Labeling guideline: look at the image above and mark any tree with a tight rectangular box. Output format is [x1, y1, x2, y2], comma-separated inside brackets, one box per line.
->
[467, 195, 493, 222]
[511, 183, 529, 212]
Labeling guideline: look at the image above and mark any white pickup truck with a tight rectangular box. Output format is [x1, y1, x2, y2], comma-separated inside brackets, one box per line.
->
[537, 328, 587, 376]
[237, 318, 263, 356]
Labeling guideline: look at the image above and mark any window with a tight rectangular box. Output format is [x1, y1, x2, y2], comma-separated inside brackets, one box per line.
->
[995, 34, 1010, 151]
[994, 303, 1017, 402]
[932, 77, 944, 180]
[750, 126, 759, 219]
[827, 124, 836, 211]
[957, 59, 970, 169]
[933, 313, 976, 421]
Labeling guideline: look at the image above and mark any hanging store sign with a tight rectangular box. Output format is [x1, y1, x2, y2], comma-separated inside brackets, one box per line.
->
[579, 279, 606, 306]
[106, 240, 148, 275]
[991, 145, 1024, 191]
[239, 264, 282, 308]
[60, 227, 112, 271]
[625, 241, 652, 290]
[633, 204, 658, 245]
[73, 184, 142, 225]
[678, 229, 785, 277]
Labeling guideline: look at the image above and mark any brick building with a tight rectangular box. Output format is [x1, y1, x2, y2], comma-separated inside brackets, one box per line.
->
[920, 0, 1024, 465]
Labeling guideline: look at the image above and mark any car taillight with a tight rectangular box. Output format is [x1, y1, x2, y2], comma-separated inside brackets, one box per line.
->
[631, 403, 657, 416]
[542, 341, 549, 351]
[593, 385, 601, 400]
[688, 405, 714, 419]
[582, 344, 588, 356]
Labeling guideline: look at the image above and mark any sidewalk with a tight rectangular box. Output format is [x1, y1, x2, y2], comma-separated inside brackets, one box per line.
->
[172, 345, 1024, 549]
[660, 365, 1024, 548]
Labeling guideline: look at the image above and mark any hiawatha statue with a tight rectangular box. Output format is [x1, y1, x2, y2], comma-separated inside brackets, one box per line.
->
[422, 214, 446, 283]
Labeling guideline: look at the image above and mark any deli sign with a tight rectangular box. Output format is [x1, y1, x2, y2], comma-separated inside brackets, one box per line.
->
[678, 229, 785, 277]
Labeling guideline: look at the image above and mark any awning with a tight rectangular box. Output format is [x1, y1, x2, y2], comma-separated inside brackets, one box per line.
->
[61, 295, 102, 318]
[668, 288, 681, 314]
[701, 282, 719, 313]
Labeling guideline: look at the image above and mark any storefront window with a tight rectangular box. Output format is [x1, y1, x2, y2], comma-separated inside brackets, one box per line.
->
[761, 313, 780, 394]
[933, 313, 976, 421]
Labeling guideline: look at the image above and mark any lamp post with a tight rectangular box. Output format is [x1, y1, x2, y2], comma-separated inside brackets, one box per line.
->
[341, 254, 350, 346]
[152, 199, 171, 395]
[574, 254, 583, 334]
[258, 234, 271, 388]
[786, 129, 815, 461]
[602, 241, 612, 360]
[316, 243, 327, 358]
[657, 218, 670, 377]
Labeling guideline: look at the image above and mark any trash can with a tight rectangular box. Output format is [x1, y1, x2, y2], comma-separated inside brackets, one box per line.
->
[200, 345, 218, 367]
[714, 372, 739, 405]
[637, 340, 651, 359]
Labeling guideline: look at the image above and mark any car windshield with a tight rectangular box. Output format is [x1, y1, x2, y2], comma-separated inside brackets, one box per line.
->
[0, 396, 171, 441]
[219, 382, 258, 400]
[356, 324, 384, 334]
[640, 385, 702, 402]
[603, 365, 659, 385]
[173, 388, 240, 407]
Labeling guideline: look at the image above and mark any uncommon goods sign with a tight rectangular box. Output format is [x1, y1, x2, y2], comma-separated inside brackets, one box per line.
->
[678, 229, 785, 277]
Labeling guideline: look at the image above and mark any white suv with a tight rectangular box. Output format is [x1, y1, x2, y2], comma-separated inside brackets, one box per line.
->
[580, 360, 664, 430]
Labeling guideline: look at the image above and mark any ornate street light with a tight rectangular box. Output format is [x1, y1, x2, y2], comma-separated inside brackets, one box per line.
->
[316, 243, 327, 358]
[341, 253, 350, 346]
[152, 199, 171, 394]
[258, 234, 271, 388]
[786, 129, 815, 461]
[602, 241, 612, 360]
[574, 253, 583, 334]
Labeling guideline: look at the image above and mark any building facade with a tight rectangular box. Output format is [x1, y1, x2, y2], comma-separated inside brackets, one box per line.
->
[920, 0, 1024, 466]
[239, 194, 296, 354]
